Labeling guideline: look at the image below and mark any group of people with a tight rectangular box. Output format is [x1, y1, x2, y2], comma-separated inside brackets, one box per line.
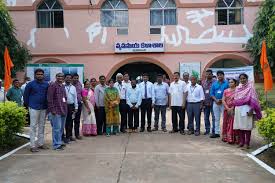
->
[2, 67, 262, 152]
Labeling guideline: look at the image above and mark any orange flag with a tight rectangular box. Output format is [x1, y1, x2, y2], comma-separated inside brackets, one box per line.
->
[260, 40, 273, 93]
[4, 47, 14, 91]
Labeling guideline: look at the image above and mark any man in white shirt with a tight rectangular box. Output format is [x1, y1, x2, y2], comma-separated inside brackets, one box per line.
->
[139, 73, 155, 132]
[122, 72, 131, 88]
[114, 73, 129, 133]
[126, 79, 142, 132]
[169, 72, 187, 134]
[186, 76, 205, 136]
[64, 74, 78, 142]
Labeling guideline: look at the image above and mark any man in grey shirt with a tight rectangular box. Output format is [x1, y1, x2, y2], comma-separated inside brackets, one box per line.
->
[94, 75, 107, 135]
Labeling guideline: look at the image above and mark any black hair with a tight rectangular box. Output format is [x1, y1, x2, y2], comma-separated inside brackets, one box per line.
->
[72, 73, 79, 77]
[34, 68, 44, 74]
[142, 73, 149, 77]
[173, 72, 180, 75]
[239, 73, 248, 79]
[157, 74, 163, 77]
[13, 79, 19, 84]
[99, 75, 106, 80]
[108, 79, 115, 84]
[206, 69, 213, 74]
[84, 80, 90, 85]
[65, 73, 72, 78]
[90, 78, 97, 82]
[229, 78, 237, 84]
[216, 70, 225, 76]
[124, 72, 129, 75]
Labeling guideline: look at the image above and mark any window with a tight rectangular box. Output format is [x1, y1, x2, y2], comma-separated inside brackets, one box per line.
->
[215, 0, 243, 25]
[101, 0, 128, 27]
[150, 0, 177, 26]
[37, 0, 64, 28]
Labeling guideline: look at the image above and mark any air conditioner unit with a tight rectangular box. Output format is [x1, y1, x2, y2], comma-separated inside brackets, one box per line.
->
[117, 28, 128, 35]
[150, 27, 161, 34]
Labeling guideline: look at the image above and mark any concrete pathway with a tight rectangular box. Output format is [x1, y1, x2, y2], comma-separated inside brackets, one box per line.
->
[0, 126, 274, 183]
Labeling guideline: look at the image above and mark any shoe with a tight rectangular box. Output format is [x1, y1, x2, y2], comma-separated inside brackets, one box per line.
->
[70, 137, 76, 141]
[204, 132, 210, 135]
[195, 131, 200, 136]
[169, 129, 178, 133]
[152, 127, 158, 131]
[120, 129, 127, 133]
[38, 145, 49, 150]
[162, 128, 167, 132]
[63, 138, 70, 144]
[140, 128, 145, 132]
[55, 146, 64, 151]
[128, 129, 133, 133]
[61, 144, 66, 148]
[210, 134, 220, 138]
[187, 131, 194, 135]
[76, 136, 82, 140]
[30, 147, 39, 153]
[180, 130, 185, 135]
[147, 128, 152, 132]
[106, 133, 111, 137]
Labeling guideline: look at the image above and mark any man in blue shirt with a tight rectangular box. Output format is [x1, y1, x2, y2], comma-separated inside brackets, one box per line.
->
[126, 79, 142, 132]
[210, 70, 229, 138]
[24, 68, 49, 152]
[152, 74, 169, 132]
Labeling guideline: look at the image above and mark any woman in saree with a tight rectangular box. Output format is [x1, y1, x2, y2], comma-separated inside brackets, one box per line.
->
[81, 80, 97, 136]
[222, 79, 239, 144]
[233, 73, 262, 149]
[104, 79, 120, 137]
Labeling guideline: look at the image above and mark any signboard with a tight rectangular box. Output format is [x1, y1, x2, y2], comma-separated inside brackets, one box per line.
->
[179, 62, 201, 78]
[210, 66, 254, 82]
[115, 41, 164, 53]
[26, 64, 84, 83]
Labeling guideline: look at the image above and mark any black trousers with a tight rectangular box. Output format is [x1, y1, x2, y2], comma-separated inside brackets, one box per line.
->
[141, 98, 152, 129]
[73, 103, 82, 137]
[97, 107, 106, 134]
[119, 99, 129, 131]
[65, 104, 75, 138]
[129, 105, 139, 129]
[171, 106, 185, 131]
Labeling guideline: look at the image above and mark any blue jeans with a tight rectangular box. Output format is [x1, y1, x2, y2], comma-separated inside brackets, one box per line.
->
[204, 104, 215, 134]
[213, 103, 224, 135]
[49, 113, 66, 149]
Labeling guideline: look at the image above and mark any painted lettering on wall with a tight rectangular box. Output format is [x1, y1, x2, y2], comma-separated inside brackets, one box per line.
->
[63, 27, 70, 39]
[161, 24, 252, 47]
[86, 22, 107, 44]
[27, 28, 37, 48]
[6, 0, 16, 6]
[186, 9, 214, 27]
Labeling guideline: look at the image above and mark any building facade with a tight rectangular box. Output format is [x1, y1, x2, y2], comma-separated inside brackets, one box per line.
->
[7, 0, 264, 81]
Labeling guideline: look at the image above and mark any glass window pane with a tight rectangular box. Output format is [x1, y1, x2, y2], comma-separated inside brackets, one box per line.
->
[229, 9, 242, 24]
[53, 11, 64, 28]
[217, 0, 227, 7]
[109, 0, 120, 8]
[158, 0, 167, 7]
[224, 0, 233, 7]
[116, 0, 128, 9]
[37, 11, 51, 28]
[165, 0, 176, 8]
[164, 9, 176, 25]
[216, 9, 227, 25]
[102, 1, 113, 9]
[231, 0, 242, 7]
[114, 10, 128, 27]
[38, 2, 49, 10]
[101, 10, 114, 26]
[150, 10, 163, 26]
[45, 0, 55, 8]
[150, 0, 161, 8]
[52, 1, 63, 9]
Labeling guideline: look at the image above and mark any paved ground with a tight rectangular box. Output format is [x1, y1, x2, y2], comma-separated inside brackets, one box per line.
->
[0, 112, 274, 183]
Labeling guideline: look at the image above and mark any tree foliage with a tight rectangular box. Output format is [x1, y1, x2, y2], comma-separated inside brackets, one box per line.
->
[0, 1, 31, 79]
[247, 0, 275, 74]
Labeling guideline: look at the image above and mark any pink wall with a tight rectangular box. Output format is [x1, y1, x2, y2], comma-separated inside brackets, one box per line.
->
[6, 0, 262, 80]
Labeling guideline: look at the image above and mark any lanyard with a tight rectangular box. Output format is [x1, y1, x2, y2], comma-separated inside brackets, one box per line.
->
[190, 85, 196, 94]
[65, 85, 71, 93]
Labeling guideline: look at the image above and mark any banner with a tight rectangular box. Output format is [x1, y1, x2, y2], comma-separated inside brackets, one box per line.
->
[115, 41, 164, 53]
[179, 62, 201, 78]
[210, 66, 254, 82]
[26, 64, 84, 83]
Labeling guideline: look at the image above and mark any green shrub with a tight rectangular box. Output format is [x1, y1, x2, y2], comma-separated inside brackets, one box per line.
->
[257, 108, 275, 145]
[0, 102, 27, 149]
[256, 89, 268, 109]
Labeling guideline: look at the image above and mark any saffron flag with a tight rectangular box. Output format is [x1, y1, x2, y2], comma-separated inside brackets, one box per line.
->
[260, 40, 273, 93]
[4, 47, 14, 91]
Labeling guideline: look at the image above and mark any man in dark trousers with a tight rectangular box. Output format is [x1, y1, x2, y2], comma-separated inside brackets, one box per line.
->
[139, 73, 155, 132]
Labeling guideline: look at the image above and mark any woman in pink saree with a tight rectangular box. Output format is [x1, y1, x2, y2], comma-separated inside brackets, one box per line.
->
[233, 73, 262, 149]
[81, 80, 97, 136]
[222, 79, 239, 144]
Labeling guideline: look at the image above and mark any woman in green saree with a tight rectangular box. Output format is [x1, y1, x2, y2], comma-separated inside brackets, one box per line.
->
[104, 79, 120, 137]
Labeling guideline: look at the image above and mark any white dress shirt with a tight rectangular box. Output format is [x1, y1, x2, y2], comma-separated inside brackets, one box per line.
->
[122, 80, 131, 88]
[126, 86, 142, 108]
[153, 82, 169, 106]
[186, 83, 205, 103]
[169, 80, 187, 107]
[114, 82, 128, 100]
[139, 81, 155, 101]
[65, 84, 78, 110]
